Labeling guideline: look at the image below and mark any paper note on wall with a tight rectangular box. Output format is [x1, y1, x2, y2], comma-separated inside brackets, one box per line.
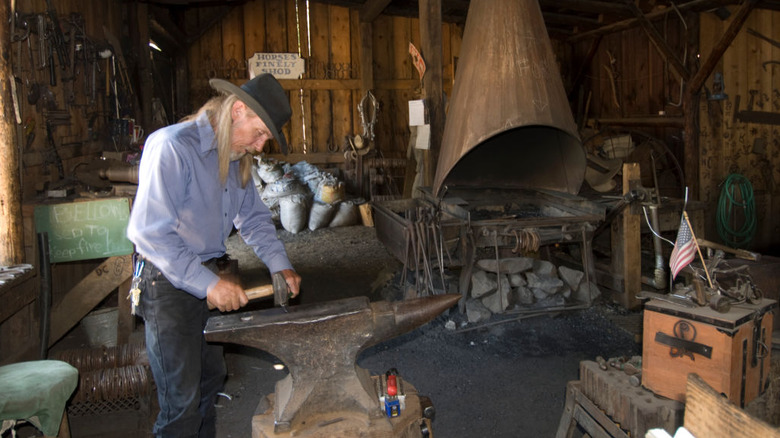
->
[409, 100, 426, 126]
[415, 124, 431, 150]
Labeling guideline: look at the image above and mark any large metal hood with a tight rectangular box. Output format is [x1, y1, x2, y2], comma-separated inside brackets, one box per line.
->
[433, 0, 585, 196]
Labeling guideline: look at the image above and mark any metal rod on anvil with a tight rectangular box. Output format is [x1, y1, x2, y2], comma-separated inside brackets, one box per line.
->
[203, 294, 460, 435]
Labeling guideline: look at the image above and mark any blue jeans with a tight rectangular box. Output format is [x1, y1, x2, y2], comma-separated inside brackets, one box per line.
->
[138, 261, 226, 438]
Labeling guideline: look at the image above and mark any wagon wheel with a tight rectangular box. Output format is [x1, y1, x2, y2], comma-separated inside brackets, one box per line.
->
[625, 131, 685, 199]
[582, 128, 685, 199]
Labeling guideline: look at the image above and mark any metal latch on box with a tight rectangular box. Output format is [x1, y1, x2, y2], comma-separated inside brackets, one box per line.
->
[655, 331, 713, 360]
[752, 312, 769, 367]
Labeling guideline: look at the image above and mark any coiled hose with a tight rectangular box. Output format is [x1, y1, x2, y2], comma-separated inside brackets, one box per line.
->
[716, 173, 756, 249]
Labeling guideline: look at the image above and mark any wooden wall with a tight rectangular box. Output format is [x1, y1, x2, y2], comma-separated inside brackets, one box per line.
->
[184, 0, 462, 162]
[13, 0, 124, 201]
[571, 6, 780, 253]
[2, 0, 125, 362]
[570, 10, 691, 198]
[697, 7, 780, 254]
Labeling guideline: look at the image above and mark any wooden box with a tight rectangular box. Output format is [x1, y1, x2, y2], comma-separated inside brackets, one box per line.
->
[642, 298, 776, 406]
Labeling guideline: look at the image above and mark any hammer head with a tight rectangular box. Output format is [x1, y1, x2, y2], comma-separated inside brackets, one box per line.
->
[272, 271, 290, 310]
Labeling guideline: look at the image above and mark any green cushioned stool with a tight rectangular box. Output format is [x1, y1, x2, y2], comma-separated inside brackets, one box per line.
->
[0, 360, 78, 437]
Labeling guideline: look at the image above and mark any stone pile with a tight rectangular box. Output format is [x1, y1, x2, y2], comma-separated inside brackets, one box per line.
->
[465, 256, 601, 324]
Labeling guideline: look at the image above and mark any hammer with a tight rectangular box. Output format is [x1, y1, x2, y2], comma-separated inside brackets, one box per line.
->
[208, 271, 291, 311]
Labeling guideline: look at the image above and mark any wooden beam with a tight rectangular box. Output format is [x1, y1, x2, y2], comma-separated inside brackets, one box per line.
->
[48, 255, 133, 348]
[0, 0, 24, 265]
[542, 12, 602, 29]
[359, 21, 374, 92]
[133, 3, 155, 133]
[684, 0, 757, 200]
[541, 0, 631, 17]
[623, 0, 691, 82]
[612, 163, 642, 310]
[360, 0, 392, 22]
[685, 373, 780, 438]
[274, 78, 420, 91]
[183, 5, 236, 45]
[265, 152, 345, 164]
[568, 35, 602, 101]
[688, 0, 758, 94]
[420, 0, 444, 188]
[683, 89, 701, 198]
[149, 6, 187, 51]
[595, 116, 685, 127]
[569, 0, 733, 42]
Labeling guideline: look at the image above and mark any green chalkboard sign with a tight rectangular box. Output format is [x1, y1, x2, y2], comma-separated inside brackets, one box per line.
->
[34, 198, 135, 263]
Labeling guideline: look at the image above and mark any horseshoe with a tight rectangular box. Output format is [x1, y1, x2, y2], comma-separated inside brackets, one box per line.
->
[762, 60, 780, 71]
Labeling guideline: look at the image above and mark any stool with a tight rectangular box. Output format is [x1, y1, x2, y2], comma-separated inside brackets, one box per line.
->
[0, 360, 78, 437]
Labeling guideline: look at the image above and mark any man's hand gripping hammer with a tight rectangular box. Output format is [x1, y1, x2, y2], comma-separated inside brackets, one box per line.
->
[208, 271, 291, 311]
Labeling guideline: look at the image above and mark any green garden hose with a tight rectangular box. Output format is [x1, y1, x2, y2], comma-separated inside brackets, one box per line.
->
[716, 173, 756, 249]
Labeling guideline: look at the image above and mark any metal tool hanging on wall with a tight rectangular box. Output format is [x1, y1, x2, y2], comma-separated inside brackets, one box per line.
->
[358, 90, 378, 142]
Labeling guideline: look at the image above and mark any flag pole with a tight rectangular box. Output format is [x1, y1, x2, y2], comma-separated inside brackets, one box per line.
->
[683, 211, 713, 288]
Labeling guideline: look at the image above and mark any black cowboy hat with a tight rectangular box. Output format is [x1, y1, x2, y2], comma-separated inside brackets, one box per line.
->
[209, 74, 292, 154]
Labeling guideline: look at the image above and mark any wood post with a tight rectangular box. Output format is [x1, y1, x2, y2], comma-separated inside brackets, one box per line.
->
[611, 163, 642, 310]
[419, 0, 444, 188]
[0, 0, 25, 265]
[133, 3, 153, 132]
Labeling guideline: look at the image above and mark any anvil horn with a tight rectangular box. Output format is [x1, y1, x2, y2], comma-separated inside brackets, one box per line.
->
[204, 294, 460, 433]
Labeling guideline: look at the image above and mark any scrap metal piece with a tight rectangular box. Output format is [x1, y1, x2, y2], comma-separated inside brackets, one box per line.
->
[204, 294, 460, 434]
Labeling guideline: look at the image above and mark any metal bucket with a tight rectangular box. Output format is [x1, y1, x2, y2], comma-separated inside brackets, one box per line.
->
[433, 0, 585, 196]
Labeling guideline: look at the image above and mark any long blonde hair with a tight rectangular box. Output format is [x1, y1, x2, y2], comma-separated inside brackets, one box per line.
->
[181, 94, 253, 187]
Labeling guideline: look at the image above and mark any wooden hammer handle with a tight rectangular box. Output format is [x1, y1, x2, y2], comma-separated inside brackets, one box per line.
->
[698, 238, 761, 262]
[207, 284, 275, 310]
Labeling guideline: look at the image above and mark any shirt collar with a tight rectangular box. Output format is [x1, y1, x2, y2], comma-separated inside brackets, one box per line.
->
[196, 112, 218, 154]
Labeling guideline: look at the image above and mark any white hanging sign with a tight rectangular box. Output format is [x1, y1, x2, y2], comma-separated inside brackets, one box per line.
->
[248, 53, 305, 79]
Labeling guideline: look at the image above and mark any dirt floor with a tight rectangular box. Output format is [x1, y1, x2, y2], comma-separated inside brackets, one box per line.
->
[214, 225, 644, 438]
[39, 224, 778, 438]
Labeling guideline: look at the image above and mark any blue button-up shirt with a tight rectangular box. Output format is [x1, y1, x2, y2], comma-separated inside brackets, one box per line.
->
[127, 113, 293, 298]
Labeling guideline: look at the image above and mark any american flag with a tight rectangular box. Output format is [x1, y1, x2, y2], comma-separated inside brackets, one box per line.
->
[669, 216, 696, 280]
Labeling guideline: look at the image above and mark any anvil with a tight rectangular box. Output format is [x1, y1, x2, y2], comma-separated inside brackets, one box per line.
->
[204, 294, 459, 435]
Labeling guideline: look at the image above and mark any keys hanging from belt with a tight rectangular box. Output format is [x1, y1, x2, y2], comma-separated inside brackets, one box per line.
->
[128, 255, 145, 315]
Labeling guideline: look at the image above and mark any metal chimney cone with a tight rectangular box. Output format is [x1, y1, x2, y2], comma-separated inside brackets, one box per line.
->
[433, 0, 585, 196]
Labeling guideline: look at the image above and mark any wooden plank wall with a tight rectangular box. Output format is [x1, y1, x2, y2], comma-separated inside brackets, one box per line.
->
[185, 0, 461, 163]
[697, 7, 780, 253]
[573, 6, 779, 253]
[572, 13, 689, 197]
[3, 0, 125, 361]
[13, 0, 124, 200]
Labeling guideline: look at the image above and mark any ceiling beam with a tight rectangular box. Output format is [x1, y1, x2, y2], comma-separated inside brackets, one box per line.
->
[569, 0, 734, 42]
[688, 0, 758, 94]
[149, 6, 186, 50]
[623, 0, 690, 82]
[360, 0, 392, 22]
[542, 12, 602, 29]
[541, 0, 631, 17]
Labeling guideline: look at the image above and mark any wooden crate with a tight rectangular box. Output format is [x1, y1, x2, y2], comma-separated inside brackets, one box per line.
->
[642, 298, 776, 406]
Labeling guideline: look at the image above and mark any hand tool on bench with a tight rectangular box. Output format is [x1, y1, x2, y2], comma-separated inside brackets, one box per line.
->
[207, 271, 290, 311]
[637, 290, 697, 308]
